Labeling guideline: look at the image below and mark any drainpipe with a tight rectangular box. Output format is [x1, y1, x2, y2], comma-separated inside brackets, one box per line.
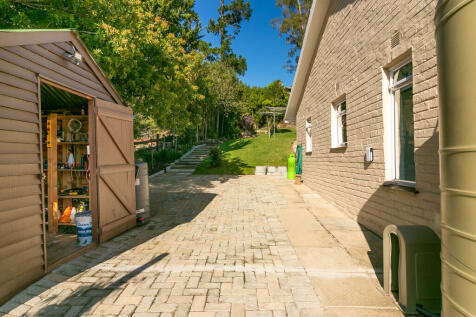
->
[435, 0, 476, 316]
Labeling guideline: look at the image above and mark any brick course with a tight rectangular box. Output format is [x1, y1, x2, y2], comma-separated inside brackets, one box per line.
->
[296, 0, 440, 235]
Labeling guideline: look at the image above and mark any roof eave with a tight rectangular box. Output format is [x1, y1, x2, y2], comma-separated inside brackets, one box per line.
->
[0, 29, 124, 105]
[284, 0, 331, 123]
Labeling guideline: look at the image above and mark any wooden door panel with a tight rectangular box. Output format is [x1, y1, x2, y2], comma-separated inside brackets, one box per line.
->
[94, 99, 135, 243]
[96, 122, 128, 165]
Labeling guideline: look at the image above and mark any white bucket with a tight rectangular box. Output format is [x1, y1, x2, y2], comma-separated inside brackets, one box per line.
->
[76, 211, 92, 246]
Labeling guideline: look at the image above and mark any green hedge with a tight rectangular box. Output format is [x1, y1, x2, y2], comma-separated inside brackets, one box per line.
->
[135, 146, 192, 175]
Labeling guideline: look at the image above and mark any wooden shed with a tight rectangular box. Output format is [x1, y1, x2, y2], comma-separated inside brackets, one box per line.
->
[0, 29, 136, 303]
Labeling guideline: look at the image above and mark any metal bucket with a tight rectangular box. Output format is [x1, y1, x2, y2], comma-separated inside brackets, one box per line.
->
[76, 211, 92, 246]
[135, 161, 150, 223]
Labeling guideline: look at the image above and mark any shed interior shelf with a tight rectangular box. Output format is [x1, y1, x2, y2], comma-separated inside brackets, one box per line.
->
[58, 195, 89, 199]
[42, 113, 90, 233]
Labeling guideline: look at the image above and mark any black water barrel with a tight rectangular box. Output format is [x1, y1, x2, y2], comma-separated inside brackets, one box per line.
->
[135, 160, 150, 223]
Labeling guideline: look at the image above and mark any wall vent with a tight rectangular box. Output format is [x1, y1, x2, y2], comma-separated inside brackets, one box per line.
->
[391, 31, 401, 49]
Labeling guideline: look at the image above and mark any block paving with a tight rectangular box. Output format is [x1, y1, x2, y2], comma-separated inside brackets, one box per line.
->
[0, 174, 406, 316]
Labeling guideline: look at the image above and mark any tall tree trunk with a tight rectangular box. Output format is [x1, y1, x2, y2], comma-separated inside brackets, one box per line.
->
[204, 119, 208, 141]
[216, 111, 220, 138]
[220, 0, 225, 62]
[196, 125, 199, 143]
[173, 118, 177, 151]
[221, 114, 225, 136]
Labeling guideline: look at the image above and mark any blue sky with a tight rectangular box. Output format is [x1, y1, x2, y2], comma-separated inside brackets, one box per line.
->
[194, 0, 296, 88]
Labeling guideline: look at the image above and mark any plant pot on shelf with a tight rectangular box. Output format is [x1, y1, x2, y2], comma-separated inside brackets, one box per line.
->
[295, 174, 302, 185]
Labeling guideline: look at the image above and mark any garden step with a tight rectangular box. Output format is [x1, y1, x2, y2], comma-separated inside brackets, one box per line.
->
[171, 165, 196, 170]
[167, 169, 194, 173]
[175, 161, 201, 165]
[161, 145, 213, 174]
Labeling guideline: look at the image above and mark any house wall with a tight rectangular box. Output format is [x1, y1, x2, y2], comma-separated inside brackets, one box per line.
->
[296, 0, 440, 235]
[0, 40, 115, 303]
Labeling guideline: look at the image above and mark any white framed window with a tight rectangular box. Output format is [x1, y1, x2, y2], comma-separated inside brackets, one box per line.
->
[305, 117, 312, 153]
[383, 59, 415, 183]
[331, 99, 347, 148]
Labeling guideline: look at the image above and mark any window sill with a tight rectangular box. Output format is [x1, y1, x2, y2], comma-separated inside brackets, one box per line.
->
[330, 143, 347, 150]
[382, 180, 418, 193]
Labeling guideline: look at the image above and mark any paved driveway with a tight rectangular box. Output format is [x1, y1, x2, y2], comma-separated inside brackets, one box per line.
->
[1, 175, 403, 316]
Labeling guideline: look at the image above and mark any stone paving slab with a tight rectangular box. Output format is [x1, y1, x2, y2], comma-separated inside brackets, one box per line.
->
[0, 175, 406, 316]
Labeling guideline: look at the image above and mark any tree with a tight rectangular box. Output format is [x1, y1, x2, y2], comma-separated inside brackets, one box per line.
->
[241, 80, 289, 127]
[271, 0, 313, 72]
[0, 0, 204, 134]
[207, 0, 252, 75]
[192, 61, 242, 139]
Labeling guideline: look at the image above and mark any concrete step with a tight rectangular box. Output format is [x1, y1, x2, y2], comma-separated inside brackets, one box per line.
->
[163, 145, 212, 174]
[175, 161, 201, 165]
[171, 165, 196, 170]
[167, 168, 195, 173]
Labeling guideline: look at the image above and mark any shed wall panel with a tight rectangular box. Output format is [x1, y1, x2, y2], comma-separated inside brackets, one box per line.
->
[0, 143, 40, 155]
[0, 245, 44, 284]
[0, 266, 44, 306]
[0, 36, 117, 304]
[0, 71, 37, 91]
[0, 175, 40, 189]
[0, 42, 114, 101]
[0, 204, 41, 224]
[0, 235, 43, 260]
[0, 106, 38, 123]
[0, 95, 38, 113]
[0, 118, 39, 133]
[0, 59, 37, 82]
[0, 52, 44, 304]
[0, 130, 38, 143]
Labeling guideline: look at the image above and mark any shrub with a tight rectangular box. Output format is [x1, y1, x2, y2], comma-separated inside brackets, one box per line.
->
[135, 148, 184, 174]
[209, 147, 222, 167]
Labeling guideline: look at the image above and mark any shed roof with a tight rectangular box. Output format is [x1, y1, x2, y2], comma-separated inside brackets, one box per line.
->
[0, 29, 123, 105]
[284, 0, 331, 122]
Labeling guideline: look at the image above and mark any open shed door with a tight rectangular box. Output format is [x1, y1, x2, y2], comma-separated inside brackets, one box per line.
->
[94, 99, 136, 243]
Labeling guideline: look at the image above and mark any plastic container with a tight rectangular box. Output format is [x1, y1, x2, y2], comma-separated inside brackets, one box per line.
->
[76, 211, 92, 246]
[287, 153, 296, 180]
[435, 1, 476, 315]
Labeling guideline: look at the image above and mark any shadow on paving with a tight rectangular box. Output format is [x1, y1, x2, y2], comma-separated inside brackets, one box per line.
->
[36, 253, 169, 316]
[1, 175, 237, 315]
[149, 174, 241, 193]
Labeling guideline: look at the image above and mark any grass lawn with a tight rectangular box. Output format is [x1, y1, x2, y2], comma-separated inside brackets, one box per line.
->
[194, 128, 296, 175]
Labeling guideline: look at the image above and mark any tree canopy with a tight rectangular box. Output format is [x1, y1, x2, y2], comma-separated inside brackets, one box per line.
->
[206, 0, 252, 76]
[1, 0, 204, 132]
[1, 0, 290, 140]
[271, 0, 312, 72]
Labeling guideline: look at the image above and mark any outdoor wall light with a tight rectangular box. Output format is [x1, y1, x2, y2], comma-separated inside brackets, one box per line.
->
[365, 147, 374, 162]
[64, 46, 82, 65]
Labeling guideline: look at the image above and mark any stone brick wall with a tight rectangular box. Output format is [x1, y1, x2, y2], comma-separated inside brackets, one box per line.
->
[296, 0, 440, 235]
